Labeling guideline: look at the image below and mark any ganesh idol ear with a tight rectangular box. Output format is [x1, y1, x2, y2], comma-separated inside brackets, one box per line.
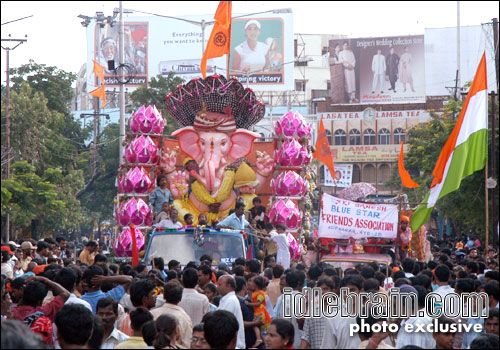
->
[172, 126, 202, 161]
[229, 129, 260, 159]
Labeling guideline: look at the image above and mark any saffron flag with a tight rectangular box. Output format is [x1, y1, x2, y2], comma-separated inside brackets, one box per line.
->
[411, 53, 488, 232]
[200, 1, 232, 78]
[89, 85, 107, 108]
[93, 60, 105, 85]
[130, 224, 139, 267]
[313, 117, 335, 181]
[398, 141, 420, 188]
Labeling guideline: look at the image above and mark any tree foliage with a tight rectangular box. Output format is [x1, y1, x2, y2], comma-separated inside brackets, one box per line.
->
[129, 72, 185, 134]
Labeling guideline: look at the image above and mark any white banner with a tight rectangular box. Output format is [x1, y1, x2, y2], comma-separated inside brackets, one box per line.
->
[323, 164, 352, 187]
[319, 194, 398, 239]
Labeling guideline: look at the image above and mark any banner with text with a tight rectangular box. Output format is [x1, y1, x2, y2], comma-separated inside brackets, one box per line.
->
[319, 193, 398, 239]
[329, 35, 425, 105]
[86, 12, 293, 91]
[323, 164, 353, 187]
[332, 144, 408, 163]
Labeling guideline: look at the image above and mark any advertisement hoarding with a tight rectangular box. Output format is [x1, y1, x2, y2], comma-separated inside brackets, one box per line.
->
[323, 164, 353, 187]
[331, 144, 408, 163]
[329, 35, 425, 105]
[86, 12, 293, 92]
[228, 16, 294, 90]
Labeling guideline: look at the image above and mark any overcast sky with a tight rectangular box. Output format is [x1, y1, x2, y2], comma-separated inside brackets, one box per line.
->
[1, 1, 498, 85]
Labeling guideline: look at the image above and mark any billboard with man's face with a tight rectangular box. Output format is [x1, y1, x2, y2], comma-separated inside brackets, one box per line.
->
[86, 12, 293, 93]
[93, 22, 149, 87]
[329, 35, 425, 105]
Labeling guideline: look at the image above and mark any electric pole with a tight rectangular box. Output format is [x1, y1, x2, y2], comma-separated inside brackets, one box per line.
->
[1, 35, 27, 242]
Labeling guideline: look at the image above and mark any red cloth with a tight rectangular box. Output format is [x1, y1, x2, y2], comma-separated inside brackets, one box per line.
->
[12, 295, 65, 322]
[364, 238, 385, 254]
[319, 237, 336, 257]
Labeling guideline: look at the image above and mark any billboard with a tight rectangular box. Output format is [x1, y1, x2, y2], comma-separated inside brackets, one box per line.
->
[329, 35, 425, 105]
[86, 12, 293, 92]
[228, 15, 294, 90]
[323, 164, 353, 188]
[331, 144, 408, 163]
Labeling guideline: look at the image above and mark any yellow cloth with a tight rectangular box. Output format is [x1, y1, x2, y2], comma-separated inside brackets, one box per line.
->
[251, 290, 271, 329]
[114, 336, 147, 349]
[173, 198, 234, 226]
[78, 249, 96, 265]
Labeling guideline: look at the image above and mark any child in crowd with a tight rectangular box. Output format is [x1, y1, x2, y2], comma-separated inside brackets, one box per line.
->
[245, 275, 272, 348]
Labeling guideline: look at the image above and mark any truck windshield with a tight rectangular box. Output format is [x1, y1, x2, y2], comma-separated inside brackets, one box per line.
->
[145, 232, 245, 266]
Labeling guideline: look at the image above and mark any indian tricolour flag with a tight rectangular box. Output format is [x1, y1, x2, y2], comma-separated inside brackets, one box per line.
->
[411, 53, 488, 232]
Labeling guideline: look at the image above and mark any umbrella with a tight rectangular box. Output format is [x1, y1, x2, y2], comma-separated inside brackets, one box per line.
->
[337, 182, 376, 201]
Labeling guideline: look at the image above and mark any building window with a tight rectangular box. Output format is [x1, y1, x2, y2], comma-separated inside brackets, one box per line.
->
[325, 129, 333, 144]
[363, 164, 376, 184]
[394, 128, 406, 144]
[326, 81, 331, 90]
[334, 129, 346, 145]
[379, 163, 391, 184]
[378, 128, 391, 145]
[349, 129, 361, 145]
[295, 80, 306, 92]
[364, 128, 376, 145]
[352, 164, 361, 183]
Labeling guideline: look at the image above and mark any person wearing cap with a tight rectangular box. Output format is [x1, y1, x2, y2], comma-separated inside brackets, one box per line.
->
[1, 246, 15, 279]
[396, 215, 412, 262]
[232, 19, 270, 73]
[20, 241, 35, 272]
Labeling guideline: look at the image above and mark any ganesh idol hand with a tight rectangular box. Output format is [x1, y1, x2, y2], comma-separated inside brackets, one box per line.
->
[170, 171, 189, 199]
[255, 151, 274, 176]
[160, 146, 179, 174]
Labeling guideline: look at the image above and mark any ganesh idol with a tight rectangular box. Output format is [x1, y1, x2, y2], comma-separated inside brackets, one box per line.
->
[160, 75, 274, 225]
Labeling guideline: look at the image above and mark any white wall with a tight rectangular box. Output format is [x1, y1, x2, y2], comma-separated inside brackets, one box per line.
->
[425, 25, 497, 96]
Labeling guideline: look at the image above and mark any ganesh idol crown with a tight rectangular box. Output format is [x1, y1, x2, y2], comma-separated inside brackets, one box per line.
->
[161, 74, 274, 225]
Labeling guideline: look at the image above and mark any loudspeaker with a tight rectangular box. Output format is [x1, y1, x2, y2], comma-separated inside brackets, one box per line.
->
[107, 60, 115, 71]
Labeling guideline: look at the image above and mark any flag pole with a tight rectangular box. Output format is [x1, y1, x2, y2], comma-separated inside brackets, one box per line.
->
[485, 159, 489, 255]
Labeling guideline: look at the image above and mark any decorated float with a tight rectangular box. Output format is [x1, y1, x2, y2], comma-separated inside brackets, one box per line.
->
[112, 75, 316, 263]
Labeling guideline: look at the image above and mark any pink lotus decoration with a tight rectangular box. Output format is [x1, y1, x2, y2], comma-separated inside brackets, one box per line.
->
[268, 199, 302, 229]
[117, 198, 153, 227]
[129, 105, 165, 135]
[274, 111, 312, 139]
[117, 175, 125, 193]
[122, 167, 152, 194]
[125, 136, 159, 164]
[287, 233, 302, 260]
[275, 139, 311, 166]
[115, 227, 145, 257]
[271, 171, 308, 197]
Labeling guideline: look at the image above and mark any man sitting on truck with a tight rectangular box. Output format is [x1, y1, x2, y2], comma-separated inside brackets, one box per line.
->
[217, 202, 249, 231]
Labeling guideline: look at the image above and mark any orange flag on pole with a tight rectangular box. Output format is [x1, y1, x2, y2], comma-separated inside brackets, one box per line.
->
[313, 117, 335, 180]
[200, 1, 232, 78]
[93, 60, 105, 85]
[398, 141, 420, 188]
[89, 85, 107, 108]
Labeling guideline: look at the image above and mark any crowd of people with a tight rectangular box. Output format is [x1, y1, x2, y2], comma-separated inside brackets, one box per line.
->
[1, 221, 499, 349]
[2, 191, 500, 349]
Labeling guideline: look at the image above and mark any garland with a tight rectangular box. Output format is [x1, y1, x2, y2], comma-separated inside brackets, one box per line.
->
[191, 167, 236, 206]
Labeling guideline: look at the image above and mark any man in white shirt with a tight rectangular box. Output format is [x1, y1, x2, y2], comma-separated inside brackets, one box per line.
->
[396, 284, 436, 349]
[178, 267, 210, 325]
[321, 275, 362, 349]
[217, 275, 246, 349]
[371, 49, 386, 94]
[151, 281, 193, 348]
[154, 208, 183, 229]
[433, 264, 458, 317]
[97, 298, 129, 349]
